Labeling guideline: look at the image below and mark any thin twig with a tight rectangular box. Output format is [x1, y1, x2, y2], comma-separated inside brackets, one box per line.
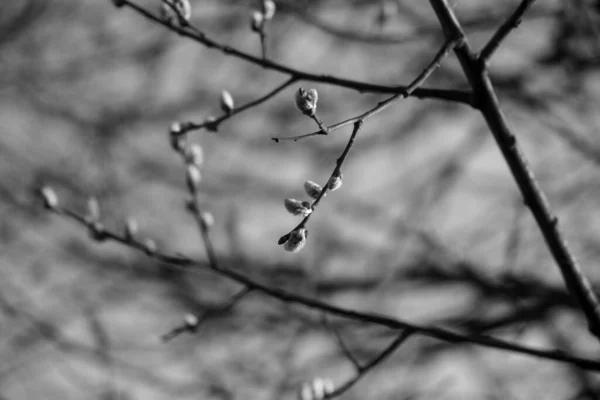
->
[326, 329, 414, 399]
[278, 38, 459, 238]
[117, 0, 473, 105]
[184, 77, 297, 134]
[479, 0, 537, 64]
[322, 316, 362, 372]
[161, 287, 251, 342]
[429, 0, 600, 343]
[272, 37, 461, 142]
[47, 205, 600, 371]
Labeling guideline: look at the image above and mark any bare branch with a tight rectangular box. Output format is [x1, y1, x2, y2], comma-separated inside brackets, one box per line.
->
[272, 37, 462, 142]
[44, 204, 600, 371]
[326, 329, 414, 399]
[116, 0, 473, 105]
[479, 0, 537, 64]
[429, 0, 600, 343]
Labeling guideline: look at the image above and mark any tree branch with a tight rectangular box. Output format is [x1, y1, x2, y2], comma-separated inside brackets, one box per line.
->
[479, 0, 537, 64]
[428, 0, 600, 343]
[45, 205, 600, 371]
[116, 0, 473, 106]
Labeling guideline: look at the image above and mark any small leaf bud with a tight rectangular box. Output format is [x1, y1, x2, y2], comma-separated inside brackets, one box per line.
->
[327, 171, 342, 191]
[304, 181, 323, 200]
[186, 164, 202, 193]
[283, 227, 307, 252]
[200, 211, 215, 228]
[284, 198, 312, 217]
[144, 238, 157, 256]
[220, 90, 235, 114]
[262, 0, 276, 20]
[124, 217, 139, 242]
[85, 196, 100, 224]
[185, 144, 204, 166]
[251, 11, 264, 32]
[184, 313, 199, 330]
[295, 88, 318, 116]
[39, 186, 58, 210]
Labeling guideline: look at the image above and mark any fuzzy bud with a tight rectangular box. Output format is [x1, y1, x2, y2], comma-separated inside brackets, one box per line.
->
[327, 171, 342, 191]
[200, 211, 215, 228]
[263, 0, 276, 20]
[284, 198, 312, 217]
[185, 144, 204, 166]
[220, 90, 235, 114]
[160, 0, 191, 25]
[184, 313, 199, 330]
[170, 122, 186, 152]
[39, 186, 58, 210]
[144, 238, 157, 256]
[85, 196, 100, 224]
[251, 11, 263, 32]
[124, 217, 139, 242]
[186, 164, 202, 193]
[283, 227, 308, 253]
[295, 88, 318, 116]
[298, 378, 335, 400]
[304, 181, 323, 200]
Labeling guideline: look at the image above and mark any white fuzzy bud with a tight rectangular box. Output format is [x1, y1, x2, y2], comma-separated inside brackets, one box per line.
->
[40, 186, 58, 210]
[86, 196, 100, 223]
[220, 90, 235, 114]
[327, 171, 342, 191]
[184, 313, 199, 329]
[185, 144, 204, 166]
[161, 0, 191, 25]
[284, 198, 312, 217]
[124, 217, 138, 242]
[303, 181, 323, 200]
[144, 238, 157, 256]
[263, 0, 276, 20]
[298, 378, 335, 400]
[251, 11, 264, 32]
[186, 164, 202, 192]
[283, 227, 307, 253]
[295, 88, 318, 116]
[200, 211, 215, 228]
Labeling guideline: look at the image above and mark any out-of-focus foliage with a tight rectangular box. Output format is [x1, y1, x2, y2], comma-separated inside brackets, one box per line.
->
[2, 0, 600, 399]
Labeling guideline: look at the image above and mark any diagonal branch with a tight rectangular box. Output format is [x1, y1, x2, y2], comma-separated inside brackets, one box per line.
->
[273, 37, 462, 142]
[479, 0, 537, 64]
[429, 0, 600, 343]
[326, 329, 414, 399]
[45, 205, 600, 371]
[116, 0, 473, 105]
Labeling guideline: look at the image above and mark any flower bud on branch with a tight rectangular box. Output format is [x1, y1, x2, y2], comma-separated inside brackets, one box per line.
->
[186, 164, 202, 193]
[251, 11, 264, 32]
[304, 181, 324, 200]
[124, 217, 139, 242]
[298, 377, 335, 400]
[283, 227, 308, 253]
[262, 0, 276, 20]
[39, 186, 58, 210]
[327, 171, 343, 191]
[295, 88, 318, 116]
[220, 90, 235, 114]
[284, 199, 312, 217]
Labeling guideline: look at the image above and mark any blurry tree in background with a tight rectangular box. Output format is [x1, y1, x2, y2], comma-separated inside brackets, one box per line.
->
[4, 0, 600, 399]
